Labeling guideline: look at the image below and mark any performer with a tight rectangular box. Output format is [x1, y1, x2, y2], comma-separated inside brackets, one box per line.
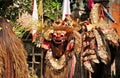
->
[0, 17, 29, 78]
[17, 2, 120, 78]
[41, 3, 120, 78]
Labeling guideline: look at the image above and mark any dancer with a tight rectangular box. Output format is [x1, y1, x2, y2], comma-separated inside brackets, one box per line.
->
[0, 17, 29, 78]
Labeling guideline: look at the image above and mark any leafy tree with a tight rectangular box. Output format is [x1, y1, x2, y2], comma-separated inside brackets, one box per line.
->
[0, 0, 62, 21]
[43, 0, 62, 20]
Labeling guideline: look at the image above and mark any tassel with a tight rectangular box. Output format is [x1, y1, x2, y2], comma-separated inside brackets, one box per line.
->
[88, 0, 94, 10]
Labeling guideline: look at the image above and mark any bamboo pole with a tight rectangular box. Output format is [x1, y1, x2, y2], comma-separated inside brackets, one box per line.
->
[39, 0, 44, 78]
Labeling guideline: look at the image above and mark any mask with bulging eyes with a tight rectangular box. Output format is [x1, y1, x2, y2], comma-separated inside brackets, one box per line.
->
[51, 30, 67, 44]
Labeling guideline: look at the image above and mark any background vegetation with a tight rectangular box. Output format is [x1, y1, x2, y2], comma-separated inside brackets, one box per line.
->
[0, 0, 63, 21]
[0, 0, 64, 38]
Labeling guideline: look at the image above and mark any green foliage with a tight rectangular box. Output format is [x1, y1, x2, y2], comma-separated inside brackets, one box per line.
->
[43, 0, 62, 20]
[0, 0, 62, 21]
[0, 0, 32, 21]
[0, 0, 63, 37]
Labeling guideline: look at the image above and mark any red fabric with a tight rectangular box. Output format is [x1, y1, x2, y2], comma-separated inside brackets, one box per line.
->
[66, 40, 74, 51]
[99, 9, 104, 18]
[70, 54, 76, 78]
[88, 0, 94, 10]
